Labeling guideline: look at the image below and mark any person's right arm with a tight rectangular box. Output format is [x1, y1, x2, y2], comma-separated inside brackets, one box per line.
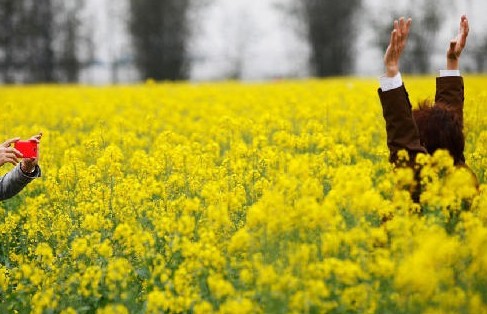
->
[378, 17, 427, 164]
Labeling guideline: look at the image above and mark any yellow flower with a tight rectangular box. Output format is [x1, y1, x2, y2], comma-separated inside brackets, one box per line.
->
[96, 304, 130, 314]
[194, 301, 214, 314]
[0, 266, 9, 292]
[96, 240, 114, 259]
[105, 258, 132, 295]
[34, 242, 55, 266]
[71, 237, 91, 259]
[31, 288, 58, 314]
[207, 273, 235, 300]
[228, 228, 251, 254]
[146, 290, 168, 313]
[394, 227, 462, 302]
[60, 308, 77, 314]
[218, 297, 254, 314]
[79, 265, 103, 298]
[0, 76, 485, 313]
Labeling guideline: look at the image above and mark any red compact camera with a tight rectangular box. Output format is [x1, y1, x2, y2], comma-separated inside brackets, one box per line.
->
[14, 140, 38, 158]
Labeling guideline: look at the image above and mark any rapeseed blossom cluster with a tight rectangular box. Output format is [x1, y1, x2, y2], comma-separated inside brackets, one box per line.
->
[0, 77, 485, 313]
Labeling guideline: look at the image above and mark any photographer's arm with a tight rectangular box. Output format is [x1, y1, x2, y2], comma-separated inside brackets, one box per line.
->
[0, 164, 40, 201]
[0, 135, 41, 201]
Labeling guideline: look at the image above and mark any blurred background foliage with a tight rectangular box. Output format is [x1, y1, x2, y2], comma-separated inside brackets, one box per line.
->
[0, 0, 485, 84]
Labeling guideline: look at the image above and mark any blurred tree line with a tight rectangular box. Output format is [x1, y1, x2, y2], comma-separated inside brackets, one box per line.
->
[0, 0, 486, 83]
[127, 0, 364, 80]
[372, 0, 447, 74]
[0, 0, 88, 83]
[129, 0, 190, 81]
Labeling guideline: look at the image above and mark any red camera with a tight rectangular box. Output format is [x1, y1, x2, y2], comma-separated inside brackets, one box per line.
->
[14, 140, 38, 158]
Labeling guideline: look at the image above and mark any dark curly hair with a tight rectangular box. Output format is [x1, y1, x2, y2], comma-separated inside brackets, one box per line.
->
[412, 100, 465, 165]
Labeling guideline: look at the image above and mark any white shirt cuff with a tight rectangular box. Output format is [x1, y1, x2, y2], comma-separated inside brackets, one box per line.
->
[379, 72, 403, 92]
[439, 70, 460, 77]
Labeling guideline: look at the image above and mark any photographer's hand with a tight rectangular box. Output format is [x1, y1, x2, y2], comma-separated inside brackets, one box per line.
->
[0, 137, 23, 167]
[384, 17, 412, 77]
[20, 133, 42, 174]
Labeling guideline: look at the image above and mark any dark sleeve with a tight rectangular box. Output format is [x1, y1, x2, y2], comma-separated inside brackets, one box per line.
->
[0, 164, 41, 201]
[435, 76, 464, 125]
[378, 85, 427, 164]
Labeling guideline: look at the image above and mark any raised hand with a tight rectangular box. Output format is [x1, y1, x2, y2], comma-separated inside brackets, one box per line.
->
[447, 15, 469, 70]
[384, 17, 412, 77]
[0, 137, 23, 167]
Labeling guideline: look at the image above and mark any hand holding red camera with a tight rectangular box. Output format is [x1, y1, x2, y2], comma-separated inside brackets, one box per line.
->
[20, 133, 42, 174]
[0, 133, 42, 174]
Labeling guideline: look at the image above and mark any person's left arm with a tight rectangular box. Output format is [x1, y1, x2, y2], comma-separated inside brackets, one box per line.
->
[435, 15, 469, 113]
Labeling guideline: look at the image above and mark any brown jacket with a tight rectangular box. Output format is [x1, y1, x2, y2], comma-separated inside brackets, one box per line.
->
[378, 76, 477, 201]
[378, 76, 464, 164]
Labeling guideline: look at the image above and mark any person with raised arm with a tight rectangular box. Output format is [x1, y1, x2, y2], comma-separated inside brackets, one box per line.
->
[377, 15, 478, 202]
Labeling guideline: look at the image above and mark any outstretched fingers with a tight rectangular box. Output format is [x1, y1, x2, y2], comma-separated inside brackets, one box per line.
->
[384, 17, 412, 77]
[389, 17, 412, 53]
[448, 15, 469, 60]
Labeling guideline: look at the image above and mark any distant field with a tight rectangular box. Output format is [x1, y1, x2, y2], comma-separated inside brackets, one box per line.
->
[0, 77, 486, 313]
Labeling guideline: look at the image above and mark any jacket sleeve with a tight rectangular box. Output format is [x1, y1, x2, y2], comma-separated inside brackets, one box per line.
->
[378, 84, 427, 164]
[435, 76, 464, 125]
[0, 164, 41, 201]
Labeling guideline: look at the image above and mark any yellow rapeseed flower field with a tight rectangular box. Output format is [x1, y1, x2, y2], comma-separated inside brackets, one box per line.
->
[0, 76, 486, 313]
